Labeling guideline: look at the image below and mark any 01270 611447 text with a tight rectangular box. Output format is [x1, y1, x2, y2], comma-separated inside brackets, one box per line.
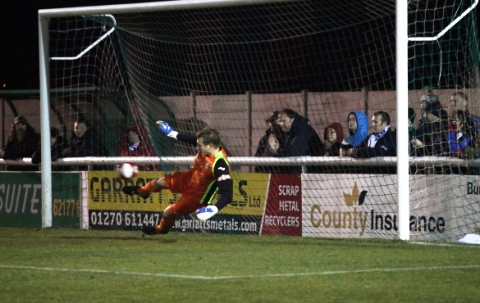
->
[89, 211, 161, 228]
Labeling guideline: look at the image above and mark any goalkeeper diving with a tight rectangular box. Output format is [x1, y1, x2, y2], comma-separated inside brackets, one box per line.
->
[122, 122, 233, 235]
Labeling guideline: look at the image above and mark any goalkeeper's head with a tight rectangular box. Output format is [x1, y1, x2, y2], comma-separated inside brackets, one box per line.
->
[197, 127, 221, 148]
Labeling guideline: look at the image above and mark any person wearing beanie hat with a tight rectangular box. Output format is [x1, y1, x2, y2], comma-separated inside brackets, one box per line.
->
[274, 108, 325, 173]
[0, 115, 40, 171]
[418, 93, 441, 125]
[412, 101, 450, 157]
[14, 115, 28, 125]
[254, 110, 286, 173]
[265, 111, 280, 123]
[324, 122, 344, 156]
[120, 125, 161, 171]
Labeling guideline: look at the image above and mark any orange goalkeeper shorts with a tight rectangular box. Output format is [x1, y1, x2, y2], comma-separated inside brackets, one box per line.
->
[164, 172, 205, 216]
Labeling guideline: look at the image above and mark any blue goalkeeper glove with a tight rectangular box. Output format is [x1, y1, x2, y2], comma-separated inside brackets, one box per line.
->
[196, 205, 218, 221]
[156, 121, 178, 139]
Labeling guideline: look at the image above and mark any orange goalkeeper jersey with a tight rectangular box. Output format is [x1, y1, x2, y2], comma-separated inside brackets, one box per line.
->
[184, 147, 229, 203]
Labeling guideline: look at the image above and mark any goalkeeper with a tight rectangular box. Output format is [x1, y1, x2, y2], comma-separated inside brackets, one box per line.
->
[122, 122, 233, 235]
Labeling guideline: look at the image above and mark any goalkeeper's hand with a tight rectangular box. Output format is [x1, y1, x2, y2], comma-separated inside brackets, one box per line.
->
[156, 121, 178, 139]
[196, 205, 218, 221]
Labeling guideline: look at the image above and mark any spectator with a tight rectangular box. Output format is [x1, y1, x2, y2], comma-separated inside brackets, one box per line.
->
[120, 125, 160, 171]
[0, 116, 40, 171]
[62, 117, 108, 170]
[419, 93, 441, 124]
[254, 111, 286, 173]
[408, 107, 416, 156]
[412, 101, 449, 156]
[347, 111, 396, 158]
[448, 92, 480, 141]
[339, 111, 369, 156]
[323, 122, 344, 156]
[31, 127, 65, 170]
[420, 93, 440, 110]
[447, 110, 477, 159]
[273, 108, 325, 173]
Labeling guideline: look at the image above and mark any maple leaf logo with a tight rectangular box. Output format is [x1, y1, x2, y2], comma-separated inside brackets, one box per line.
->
[343, 182, 367, 206]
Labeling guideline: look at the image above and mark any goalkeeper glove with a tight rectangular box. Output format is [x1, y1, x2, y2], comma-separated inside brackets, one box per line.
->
[196, 205, 218, 221]
[156, 121, 178, 139]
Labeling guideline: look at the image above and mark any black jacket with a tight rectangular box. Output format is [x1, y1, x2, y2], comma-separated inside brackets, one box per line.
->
[354, 128, 397, 158]
[63, 128, 106, 158]
[254, 127, 286, 173]
[353, 127, 396, 174]
[32, 136, 66, 170]
[62, 128, 108, 170]
[3, 129, 40, 171]
[276, 115, 325, 173]
[413, 120, 449, 156]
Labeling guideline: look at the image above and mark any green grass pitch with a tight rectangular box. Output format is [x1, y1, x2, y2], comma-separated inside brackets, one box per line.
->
[0, 228, 479, 302]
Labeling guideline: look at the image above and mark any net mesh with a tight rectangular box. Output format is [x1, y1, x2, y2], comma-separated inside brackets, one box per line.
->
[44, 0, 480, 241]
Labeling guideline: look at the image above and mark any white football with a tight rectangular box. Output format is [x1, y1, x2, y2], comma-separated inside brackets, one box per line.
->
[117, 162, 139, 179]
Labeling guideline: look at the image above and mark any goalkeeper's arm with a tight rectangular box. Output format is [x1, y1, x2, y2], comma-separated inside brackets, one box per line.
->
[156, 120, 198, 146]
[213, 158, 233, 211]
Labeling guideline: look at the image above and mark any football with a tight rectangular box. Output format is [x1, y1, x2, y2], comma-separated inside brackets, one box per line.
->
[117, 162, 139, 179]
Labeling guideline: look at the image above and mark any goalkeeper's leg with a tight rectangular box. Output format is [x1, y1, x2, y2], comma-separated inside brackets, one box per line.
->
[142, 196, 200, 235]
[142, 206, 175, 235]
[122, 177, 166, 199]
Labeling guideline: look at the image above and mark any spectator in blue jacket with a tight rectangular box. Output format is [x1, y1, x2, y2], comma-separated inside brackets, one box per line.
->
[272, 108, 324, 173]
[339, 111, 369, 156]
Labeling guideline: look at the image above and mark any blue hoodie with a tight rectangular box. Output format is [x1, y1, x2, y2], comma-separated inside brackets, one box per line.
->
[342, 111, 369, 147]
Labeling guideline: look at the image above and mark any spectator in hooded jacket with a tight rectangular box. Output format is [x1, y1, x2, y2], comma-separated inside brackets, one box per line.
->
[120, 125, 161, 171]
[254, 111, 286, 173]
[0, 115, 40, 171]
[31, 127, 65, 170]
[272, 108, 324, 173]
[323, 122, 344, 156]
[339, 111, 369, 156]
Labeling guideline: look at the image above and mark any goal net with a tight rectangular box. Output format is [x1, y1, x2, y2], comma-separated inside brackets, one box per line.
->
[40, 0, 480, 241]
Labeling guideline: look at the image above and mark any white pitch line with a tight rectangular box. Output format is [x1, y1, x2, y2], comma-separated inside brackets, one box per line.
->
[0, 264, 479, 280]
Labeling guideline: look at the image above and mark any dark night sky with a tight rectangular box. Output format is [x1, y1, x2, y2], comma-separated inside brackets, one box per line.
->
[0, 0, 164, 90]
[0, 0, 398, 93]
[1, 1, 479, 92]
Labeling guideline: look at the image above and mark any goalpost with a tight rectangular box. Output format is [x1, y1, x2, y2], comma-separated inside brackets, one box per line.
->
[38, 0, 480, 241]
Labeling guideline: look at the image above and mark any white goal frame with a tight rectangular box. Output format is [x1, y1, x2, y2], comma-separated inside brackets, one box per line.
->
[38, 0, 478, 240]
